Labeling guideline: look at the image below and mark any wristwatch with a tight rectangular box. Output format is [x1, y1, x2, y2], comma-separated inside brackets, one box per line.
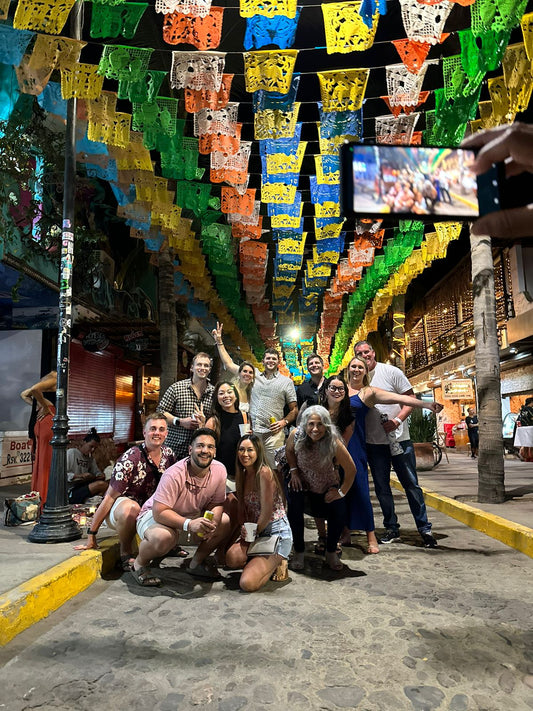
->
[87, 530, 97, 536]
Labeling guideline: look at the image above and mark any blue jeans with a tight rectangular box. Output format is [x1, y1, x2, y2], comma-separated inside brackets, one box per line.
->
[366, 440, 431, 534]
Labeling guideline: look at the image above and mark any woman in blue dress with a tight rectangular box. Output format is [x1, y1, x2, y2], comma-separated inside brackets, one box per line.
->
[345, 356, 443, 552]
[322, 360, 443, 554]
[321, 374, 379, 554]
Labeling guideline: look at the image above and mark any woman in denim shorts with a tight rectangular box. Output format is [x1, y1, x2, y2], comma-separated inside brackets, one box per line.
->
[225, 434, 292, 591]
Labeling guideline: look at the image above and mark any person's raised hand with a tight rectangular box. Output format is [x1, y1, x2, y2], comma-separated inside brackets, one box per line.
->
[462, 123, 533, 238]
[212, 322, 223, 343]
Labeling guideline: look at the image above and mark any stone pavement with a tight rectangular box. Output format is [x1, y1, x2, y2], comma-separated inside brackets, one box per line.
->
[0, 450, 531, 648]
[0, 496, 532, 711]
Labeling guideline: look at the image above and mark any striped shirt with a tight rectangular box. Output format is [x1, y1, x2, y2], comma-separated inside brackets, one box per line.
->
[158, 379, 214, 458]
[250, 369, 297, 434]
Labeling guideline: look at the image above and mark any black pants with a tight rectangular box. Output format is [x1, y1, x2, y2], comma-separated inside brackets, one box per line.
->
[287, 489, 346, 554]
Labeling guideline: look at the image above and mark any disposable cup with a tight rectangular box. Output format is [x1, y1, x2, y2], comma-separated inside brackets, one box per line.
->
[239, 423, 251, 436]
[243, 522, 258, 542]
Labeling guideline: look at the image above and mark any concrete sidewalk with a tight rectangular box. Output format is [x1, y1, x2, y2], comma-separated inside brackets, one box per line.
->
[0, 450, 532, 646]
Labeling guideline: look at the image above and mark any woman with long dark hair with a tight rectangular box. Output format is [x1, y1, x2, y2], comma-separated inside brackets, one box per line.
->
[322, 373, 379, 554]
[225, 434, 292, 591]
[20, 371, 57, 506]
[205, 381, 249, 479]
[345, 355, 443, 549]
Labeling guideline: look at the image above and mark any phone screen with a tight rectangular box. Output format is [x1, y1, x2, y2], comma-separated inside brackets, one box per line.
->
[340, 144, 485, 220]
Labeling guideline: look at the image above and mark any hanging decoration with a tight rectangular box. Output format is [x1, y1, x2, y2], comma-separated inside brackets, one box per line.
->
[243, 50, 298, 93]
[13, 0, 77, 34]
[162, 7, 224, 50]
[184, 73, 233, 112]
[156, 0, 212, 16]
[254, 103, 300, 140]
[61, 62, 105, 100]
[90, 2, 148, 39]
[375, 113, 420, 144]
[239, 0, 298, 18]
[318, 68, 369, 111]
[0, 25, 34, 67]
[321, 1, 380, 54]
[243, 9, 300, 50]
[398, 0, 453, 45]
[385, 61, 436, 106]
[170, 50, 226, 90]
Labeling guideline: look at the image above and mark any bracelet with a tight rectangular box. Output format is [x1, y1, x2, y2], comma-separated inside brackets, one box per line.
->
[215, 340, 222, 346]
[283, 419, 288, 426]
[337, 489, 345, 498]
[87, 530, 98, 536]
[289, 467, 298, 472]
[173, 416, 179, 427]
[183, 518, 191, 532]
[393, 417, 402, 426]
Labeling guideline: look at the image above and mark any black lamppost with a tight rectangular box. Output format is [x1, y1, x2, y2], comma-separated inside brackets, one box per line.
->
[29, 1, 84, 543]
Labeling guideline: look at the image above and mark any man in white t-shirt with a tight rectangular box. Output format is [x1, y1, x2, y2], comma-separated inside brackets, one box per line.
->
[354, 341, 437, 548]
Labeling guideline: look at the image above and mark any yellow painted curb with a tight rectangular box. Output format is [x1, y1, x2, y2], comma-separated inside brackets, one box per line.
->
[0, 537, 119, 646]
[390, 478, 533, 558]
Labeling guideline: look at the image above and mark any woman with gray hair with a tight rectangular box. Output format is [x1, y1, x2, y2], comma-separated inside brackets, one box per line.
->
[284, 405, 357, 571]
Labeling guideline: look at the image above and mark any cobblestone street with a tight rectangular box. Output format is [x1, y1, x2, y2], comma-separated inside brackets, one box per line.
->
[1, 494, 532, 711]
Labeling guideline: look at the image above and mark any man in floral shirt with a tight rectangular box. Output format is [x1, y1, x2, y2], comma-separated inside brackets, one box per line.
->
[76, 414, 177, 570]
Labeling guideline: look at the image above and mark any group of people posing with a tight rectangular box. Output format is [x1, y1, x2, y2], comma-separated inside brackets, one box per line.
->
[79, 328, 442, 593]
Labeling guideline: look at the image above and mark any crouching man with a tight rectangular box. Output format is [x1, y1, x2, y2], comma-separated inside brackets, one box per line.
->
[75, 414, 177, 570]
[131, 428, 230, 586]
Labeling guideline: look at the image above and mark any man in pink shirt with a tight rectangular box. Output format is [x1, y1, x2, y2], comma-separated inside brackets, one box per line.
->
[132, 428, 229, 586]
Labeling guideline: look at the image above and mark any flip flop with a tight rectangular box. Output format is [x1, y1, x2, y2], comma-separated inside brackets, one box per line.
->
[119, 555, 135, 572]
[166, 545, 189, 559]
[186, 561, 221, 580]
[130, 565, 162, 587]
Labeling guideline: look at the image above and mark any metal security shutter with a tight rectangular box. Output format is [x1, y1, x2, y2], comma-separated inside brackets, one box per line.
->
[115, 363, 137, 444]
[68, 341, 115, 438]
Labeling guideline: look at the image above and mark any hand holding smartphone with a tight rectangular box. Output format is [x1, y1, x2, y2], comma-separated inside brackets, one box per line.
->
[462, 123, 533, 238]
[340, 143, 501, 222]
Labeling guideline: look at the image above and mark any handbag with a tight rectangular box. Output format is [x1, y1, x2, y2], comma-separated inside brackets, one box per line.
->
[247, 534, 280, 556]
[4, 491, 41, 526]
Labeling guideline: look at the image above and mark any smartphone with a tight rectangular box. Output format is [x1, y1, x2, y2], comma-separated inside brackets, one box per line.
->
[340, 143, 501, 221]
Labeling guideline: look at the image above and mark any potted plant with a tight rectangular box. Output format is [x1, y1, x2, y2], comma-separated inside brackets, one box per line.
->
[408, 409, 437, 471]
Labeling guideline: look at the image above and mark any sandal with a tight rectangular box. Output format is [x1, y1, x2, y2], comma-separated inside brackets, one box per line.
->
[166, 545, 189, 559]
[366, 544, 380, 555]
[130, 565, 162, 587]
[314, 537, 327, 555]
[186, 560, 221, 580]
[325, 551, 343, 571]
[271, 560, 289, 582]
[289, 552, 305, 571]
[314, 537, 342, 556]
[119, 555, 135, 572]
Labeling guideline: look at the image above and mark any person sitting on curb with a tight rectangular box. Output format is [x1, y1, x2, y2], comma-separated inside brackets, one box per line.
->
[131, 428, 230, 586]
[74, 414, 178, 571]
[66, 428, 108, 504]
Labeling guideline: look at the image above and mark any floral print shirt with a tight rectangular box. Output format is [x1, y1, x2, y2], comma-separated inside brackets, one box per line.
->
[110, 443, 177, 506]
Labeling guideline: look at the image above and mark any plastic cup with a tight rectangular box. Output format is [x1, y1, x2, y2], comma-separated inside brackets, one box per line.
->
[239, 423, 251, 436]
[243, 522, 257, 542]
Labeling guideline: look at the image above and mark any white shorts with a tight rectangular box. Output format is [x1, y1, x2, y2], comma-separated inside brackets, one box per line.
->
[105, 496, 132, 530]
[136, 509, 200, 546]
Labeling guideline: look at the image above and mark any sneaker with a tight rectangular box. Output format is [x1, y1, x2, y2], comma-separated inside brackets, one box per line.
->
[379, 530, 401, 544]
[421, 532, 438, 548]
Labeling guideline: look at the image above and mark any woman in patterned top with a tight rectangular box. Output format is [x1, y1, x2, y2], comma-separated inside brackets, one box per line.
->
[285, 405, 357, 571]
[225, 434, 292, 591]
